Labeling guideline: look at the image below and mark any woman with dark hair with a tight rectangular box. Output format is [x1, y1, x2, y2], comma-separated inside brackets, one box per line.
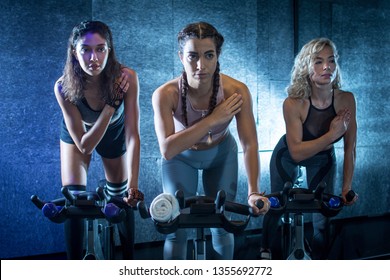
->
[152, 22, 269, 260]
[260, 38, 358, 260]
[54, 20, 143, 259]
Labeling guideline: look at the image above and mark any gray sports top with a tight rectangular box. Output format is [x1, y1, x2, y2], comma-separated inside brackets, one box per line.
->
[173, 75, 230, 143]
[75, 98, 124, 126]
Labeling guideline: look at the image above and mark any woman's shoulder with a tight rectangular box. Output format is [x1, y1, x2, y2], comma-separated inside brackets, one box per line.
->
[283, 96, 308, 116]
[284, 96, 306, 105]
[152, 77, 180, 104]
[335, 89, 355, 99]
[220, 73, 246, 87]
[334, 89, 356, 109]
[54, 76, 64, 96]
[220, 73, 249, 96]
[54, 76, 63, 86]
[154, 77, 180, 94]
[120, 66, 138, 80]
[53, 76, 69, 104]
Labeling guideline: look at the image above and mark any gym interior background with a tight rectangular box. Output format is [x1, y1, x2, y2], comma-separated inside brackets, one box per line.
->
[0, 0, 389, 260]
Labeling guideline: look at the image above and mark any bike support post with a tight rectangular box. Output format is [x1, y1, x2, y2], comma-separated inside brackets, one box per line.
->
[287, 213, 311, 260]
[103, 222, 114, 260]
[193, 228, 206, 260]
[281, 212, 292, 259]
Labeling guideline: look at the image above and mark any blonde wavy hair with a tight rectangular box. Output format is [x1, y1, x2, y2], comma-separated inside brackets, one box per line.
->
[287, 38, 342, 99]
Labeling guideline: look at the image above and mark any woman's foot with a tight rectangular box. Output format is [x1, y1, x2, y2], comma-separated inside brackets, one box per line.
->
[259, 248, 272, 260]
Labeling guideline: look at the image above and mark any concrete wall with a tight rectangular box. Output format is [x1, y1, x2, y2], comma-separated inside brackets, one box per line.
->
[0, 0, 389, 259]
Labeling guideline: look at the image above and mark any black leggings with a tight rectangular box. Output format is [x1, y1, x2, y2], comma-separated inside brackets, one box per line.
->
[262, 135, 336, 259]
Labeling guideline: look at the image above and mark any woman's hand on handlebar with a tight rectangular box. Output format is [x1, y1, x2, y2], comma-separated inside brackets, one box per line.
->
[248, 194, 270, 215]
[123, 188, 145, 207]
[341, 189, 358, 206]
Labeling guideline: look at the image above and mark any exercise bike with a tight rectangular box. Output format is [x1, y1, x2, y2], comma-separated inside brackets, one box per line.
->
[137, 190, 264, 260]
[264, 181, 355, 260]
[31, 184, 135, 260]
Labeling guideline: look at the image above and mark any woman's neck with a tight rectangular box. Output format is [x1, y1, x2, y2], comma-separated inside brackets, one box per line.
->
[83, 77, 102, 99]
[311, 86, 333, 108]
[188, 81, 213, 98]
[187, 82, 213, 110]
[85, 74, 101, 84]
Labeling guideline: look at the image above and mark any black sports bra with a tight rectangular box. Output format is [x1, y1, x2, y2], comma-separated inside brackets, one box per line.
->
[302, 92, 343, 143]
[76, 97, 124, 126]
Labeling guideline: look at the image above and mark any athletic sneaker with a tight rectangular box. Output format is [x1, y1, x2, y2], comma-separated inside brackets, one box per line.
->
[259, 249, 272, 260]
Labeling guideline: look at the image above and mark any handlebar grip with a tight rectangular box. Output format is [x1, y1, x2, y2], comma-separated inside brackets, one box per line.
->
[314, 181, 327, 199]
[96, 186, 106, 200]
[224, 201, 252, 216]
[255, 199, 264, 209]
[31, 195, 45, 209]
[346, 190, 356, 202]
[61, 186, 75, 203]
[215, 190, 226, 209]
[282, 181, 293, 197]
[175, 190, 185, 209]
[137, 201, 151, 219]
[279, 181, 293, 205]
[283, 181, 293, 190]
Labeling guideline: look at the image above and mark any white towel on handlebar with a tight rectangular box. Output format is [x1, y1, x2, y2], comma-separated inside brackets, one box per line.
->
[150, 193, 180, 223]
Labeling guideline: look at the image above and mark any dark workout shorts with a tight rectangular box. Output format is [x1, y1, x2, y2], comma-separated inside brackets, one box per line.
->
[60, 113, 126, 159]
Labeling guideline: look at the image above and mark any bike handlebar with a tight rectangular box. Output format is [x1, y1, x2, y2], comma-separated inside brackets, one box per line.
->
[138, 190, 260, 234]
[264, 182, 356, 217]
[31, 186, 138, 224]
[254, 200, 265, 210]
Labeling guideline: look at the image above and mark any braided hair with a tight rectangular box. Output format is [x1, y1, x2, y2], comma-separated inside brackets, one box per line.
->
[178, 22, 224, 127]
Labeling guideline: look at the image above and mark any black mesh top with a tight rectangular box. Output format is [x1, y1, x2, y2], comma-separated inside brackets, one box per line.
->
[302, 92, 342, 143]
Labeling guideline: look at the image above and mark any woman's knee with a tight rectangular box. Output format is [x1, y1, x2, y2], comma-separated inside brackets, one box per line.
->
[102, 155, 127, 183]
[105, 180, 128, 196]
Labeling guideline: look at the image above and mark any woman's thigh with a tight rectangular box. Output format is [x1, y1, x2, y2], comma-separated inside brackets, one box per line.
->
[202, 151, 238, 200]
[304, 152, 336, 192]
[269, 136, 299, 193]
[161, 158, 199, 197]
[60, 141, 91, 186]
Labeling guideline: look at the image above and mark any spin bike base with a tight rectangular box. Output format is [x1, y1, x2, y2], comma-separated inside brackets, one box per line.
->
[264, 182, 354, 260]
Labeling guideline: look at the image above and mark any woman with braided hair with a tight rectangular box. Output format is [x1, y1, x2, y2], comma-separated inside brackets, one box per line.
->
[152, 22, 269, 260]
[54, 20, 143, 259]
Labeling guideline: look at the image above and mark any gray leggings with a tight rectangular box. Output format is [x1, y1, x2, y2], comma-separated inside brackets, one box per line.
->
[263, 135, 336, 259]
[161, 133, 238, 259]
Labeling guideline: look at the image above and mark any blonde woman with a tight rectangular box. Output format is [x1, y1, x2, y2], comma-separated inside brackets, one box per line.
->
[260, 38, 357, 260]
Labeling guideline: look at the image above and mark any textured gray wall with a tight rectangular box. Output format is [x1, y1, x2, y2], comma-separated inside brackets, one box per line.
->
[0, 0, 389, 259]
